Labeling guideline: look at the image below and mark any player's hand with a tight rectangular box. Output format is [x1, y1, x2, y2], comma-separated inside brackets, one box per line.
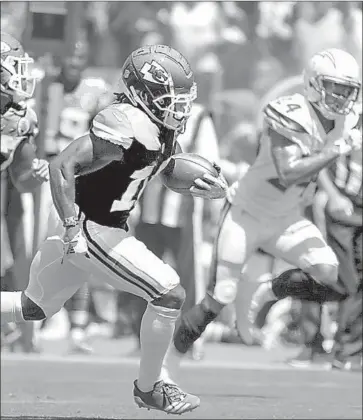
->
[326, 194, 354, 218]
[62, 225, 89, 263]
[333, 129, 362, 155]
[226, 181, 239, 202]
[31, 158, 49, 183]
[190, 171, 228, 200]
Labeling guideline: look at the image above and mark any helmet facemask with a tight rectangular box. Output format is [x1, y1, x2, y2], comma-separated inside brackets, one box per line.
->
[128, 71, 197, 132]
[152, 77, 197, 132]
[313, 75, 361, 117]
[1, 53, 35, 99]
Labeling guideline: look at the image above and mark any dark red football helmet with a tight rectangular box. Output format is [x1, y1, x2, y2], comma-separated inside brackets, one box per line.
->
[1, 32, 35, 108]
[118, 45, 197, 132]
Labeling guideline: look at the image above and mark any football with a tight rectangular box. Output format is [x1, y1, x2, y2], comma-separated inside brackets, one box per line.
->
[161, 153, 219, 195]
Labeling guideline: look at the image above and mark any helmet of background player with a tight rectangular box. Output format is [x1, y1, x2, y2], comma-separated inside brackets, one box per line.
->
[118, 45, 197, 132]
[1, 32, 35, 107]
[303, 48, 361, 120]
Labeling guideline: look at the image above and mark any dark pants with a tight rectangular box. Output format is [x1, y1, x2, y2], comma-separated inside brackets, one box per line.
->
[309, 209, 362, 357]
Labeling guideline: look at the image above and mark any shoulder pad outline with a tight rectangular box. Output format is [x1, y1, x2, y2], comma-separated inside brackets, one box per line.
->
[91, 105, 134, 149]
[264, 103, 308, 134]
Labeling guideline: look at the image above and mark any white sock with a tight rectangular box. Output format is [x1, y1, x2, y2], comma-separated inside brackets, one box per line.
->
[160, 342, 184, 385]
[1, 291, 24, 324]
[137, 303, 180, 392]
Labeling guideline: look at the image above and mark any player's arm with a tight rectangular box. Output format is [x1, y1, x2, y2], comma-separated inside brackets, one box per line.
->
[270, 128, 340, 187]
[265, 105, 341, 188]
[8, 139, 48, 192]
[318, 168, 343, 200]
[48, 132, 123, 223]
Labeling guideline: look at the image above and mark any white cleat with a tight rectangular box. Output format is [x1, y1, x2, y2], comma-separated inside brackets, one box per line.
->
[134, 380, 200, 414]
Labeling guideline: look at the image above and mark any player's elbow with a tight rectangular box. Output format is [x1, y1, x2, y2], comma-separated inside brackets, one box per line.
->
[276, 166, 294, 188]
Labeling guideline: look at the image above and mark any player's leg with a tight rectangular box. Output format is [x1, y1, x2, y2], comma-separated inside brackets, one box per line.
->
[327, 218, 362, 369]
[1, 205, 90, 327]
[1, 236, 90, 326]
[161, 202, 262, 384]
[81, 219, 199, 414]
[64, 283, 92, 354]
[249, 217, 345, 326]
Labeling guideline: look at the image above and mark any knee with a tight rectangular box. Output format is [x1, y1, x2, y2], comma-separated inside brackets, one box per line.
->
[21, 293, 46, 321]
[213, 278, 238, 305]
[307, 263, 339, 286]
[152, 284, 186, 310]
[304, 246, 339, 285]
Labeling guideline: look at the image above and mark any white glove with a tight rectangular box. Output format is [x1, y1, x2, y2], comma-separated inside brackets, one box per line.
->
[226, 181, 239, 203]
[62, 226, 89, 263]
[335, 129, 362, 155]
[190, 173, 228, 199]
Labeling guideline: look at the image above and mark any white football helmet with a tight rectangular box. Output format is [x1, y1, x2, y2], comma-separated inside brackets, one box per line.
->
[304, 48, 361, 119]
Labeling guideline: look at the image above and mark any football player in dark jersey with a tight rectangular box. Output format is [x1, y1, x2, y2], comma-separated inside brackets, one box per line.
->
[1, 45, 227, 414]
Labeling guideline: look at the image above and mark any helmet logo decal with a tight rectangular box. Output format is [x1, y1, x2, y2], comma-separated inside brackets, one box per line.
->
[1, 41, 11, 54]
[140, 61, 169, 85]
[317, 51, 336, 68]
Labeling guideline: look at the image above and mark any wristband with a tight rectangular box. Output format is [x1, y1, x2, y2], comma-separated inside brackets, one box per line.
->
[63, 216, 78, 228]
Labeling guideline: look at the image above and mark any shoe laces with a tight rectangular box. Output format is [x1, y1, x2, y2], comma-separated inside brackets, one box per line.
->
[161, 382, 186, 404]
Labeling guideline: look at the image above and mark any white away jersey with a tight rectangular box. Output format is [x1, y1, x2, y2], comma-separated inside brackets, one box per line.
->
[232, 93, 361, 219]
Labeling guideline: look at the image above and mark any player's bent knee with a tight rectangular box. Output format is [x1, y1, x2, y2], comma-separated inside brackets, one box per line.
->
[152, 284, 186, 310]
[303, 246, 339, 283]
[307, 263, 339, 286]
[213, 278, 238, 305]
[21, 292, 46, 321]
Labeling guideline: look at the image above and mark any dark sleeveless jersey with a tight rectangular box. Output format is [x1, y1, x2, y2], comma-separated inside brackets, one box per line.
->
[328, 112, 362, 209]
[75, 101, 176, 228]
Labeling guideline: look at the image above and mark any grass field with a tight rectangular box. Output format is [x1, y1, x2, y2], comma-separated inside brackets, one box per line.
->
[1, 338, 362, 420]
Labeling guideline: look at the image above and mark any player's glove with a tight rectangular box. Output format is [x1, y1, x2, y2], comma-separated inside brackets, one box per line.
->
[62, 225, 89, 263]
[226, 181, 239, 203]
[335, 129, 362, 155]
[190, 162, 228, 200]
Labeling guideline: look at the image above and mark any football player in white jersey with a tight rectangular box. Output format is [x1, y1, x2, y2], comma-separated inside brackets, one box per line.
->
[1, 32, 49, 188]
[1, 45, 227, 414]
[160, 48, 362, 382]
[1, 32, 48, 352]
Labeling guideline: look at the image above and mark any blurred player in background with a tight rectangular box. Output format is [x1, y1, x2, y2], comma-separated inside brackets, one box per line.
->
[1, 32, 48, 181]
[292, 106, 362, 370]
[40, 39, 113, 354]
[1, 32, 49, 351]
[161, 48, 362, 383]
[1, 45, 227, 413]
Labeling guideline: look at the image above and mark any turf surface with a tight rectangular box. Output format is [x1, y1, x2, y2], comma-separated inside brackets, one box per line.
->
[1, 340, 362, 419]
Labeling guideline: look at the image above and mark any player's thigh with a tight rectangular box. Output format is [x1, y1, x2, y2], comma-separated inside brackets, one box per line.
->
[25, 236, 89, 318]
[216, 203, 262, 267]
[263, 217, 338, 276]
[83, 220, 179, 303]
[208, 202, 262, 305]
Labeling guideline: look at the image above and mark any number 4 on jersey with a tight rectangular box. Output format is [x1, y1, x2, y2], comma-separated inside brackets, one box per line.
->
[286, 103, 301, 113]
[275, 97, 301, 114]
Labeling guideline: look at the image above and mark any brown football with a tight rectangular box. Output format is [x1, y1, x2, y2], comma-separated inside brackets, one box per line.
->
[161, 153, 218, 195]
